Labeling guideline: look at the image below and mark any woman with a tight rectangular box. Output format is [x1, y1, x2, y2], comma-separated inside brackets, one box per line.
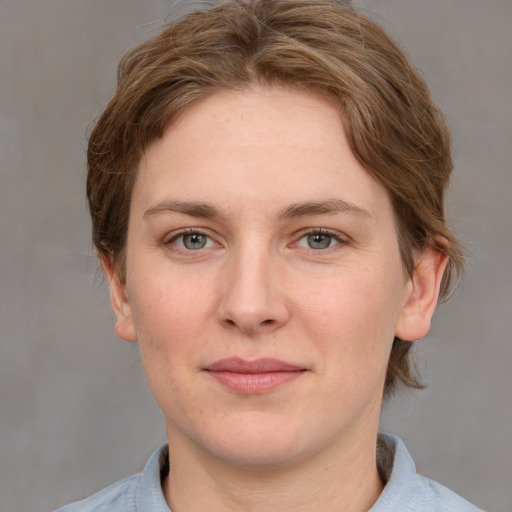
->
[57, 1, 482, 510]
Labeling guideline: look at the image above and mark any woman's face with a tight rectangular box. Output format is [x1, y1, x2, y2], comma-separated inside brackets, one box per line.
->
[109, 87, 424, 468]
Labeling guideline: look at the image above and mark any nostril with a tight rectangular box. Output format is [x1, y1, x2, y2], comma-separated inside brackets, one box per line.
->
[222, 317, 275, 331]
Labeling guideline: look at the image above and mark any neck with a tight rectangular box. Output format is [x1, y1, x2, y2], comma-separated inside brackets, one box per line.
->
[163, 428, 383, 512]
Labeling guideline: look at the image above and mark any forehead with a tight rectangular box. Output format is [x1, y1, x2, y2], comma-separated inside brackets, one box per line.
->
[134, 86, 391, 221]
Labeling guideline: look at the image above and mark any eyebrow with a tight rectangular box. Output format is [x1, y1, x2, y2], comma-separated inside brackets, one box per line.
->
[143, 198, 372, 221]
[143, 200, 226, 220]
[277, 199, 372, 220]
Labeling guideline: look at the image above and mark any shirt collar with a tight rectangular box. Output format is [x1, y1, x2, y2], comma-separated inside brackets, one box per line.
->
[134, 433, 419, 512]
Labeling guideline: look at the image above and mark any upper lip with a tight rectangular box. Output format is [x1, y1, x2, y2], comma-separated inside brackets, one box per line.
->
[204, 358, 304, 373]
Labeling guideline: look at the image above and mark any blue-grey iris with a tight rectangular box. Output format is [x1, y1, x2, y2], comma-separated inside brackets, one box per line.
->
[307, 233, 332, 249]
[183, 233, 208, 250]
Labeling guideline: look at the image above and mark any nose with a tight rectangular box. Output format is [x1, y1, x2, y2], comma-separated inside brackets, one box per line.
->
[217, 248, 290, 336]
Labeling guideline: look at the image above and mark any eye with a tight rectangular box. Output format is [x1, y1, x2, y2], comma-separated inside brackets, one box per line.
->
[294, 230, 344, 250]
[307, 233, 333, 249]
[169, 231, 216, 251]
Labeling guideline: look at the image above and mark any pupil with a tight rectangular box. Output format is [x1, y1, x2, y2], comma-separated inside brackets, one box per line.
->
[308, 233, 331, 249]
[184, 233, 206, 249]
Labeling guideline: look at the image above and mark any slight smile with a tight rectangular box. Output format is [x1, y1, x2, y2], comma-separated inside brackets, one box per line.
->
[204, 358, 308, 394]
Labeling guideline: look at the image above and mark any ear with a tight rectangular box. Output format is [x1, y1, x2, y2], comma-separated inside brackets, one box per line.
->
[101, 255, 138, 342]
[395, 245, 448, 342]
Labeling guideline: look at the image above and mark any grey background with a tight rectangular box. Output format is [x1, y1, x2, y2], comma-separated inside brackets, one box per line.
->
[0, 1, 510, 511]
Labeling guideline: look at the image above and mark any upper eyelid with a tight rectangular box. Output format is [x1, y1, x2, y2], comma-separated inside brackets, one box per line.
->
[164, 227, 214, 242]
[164, 229, 220, 253]
[294, 227, 348, 241]
[162, 231, 215, 254]
[162, 227, 348, 246]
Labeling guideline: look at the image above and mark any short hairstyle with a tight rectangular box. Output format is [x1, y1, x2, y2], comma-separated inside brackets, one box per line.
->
[87, 0, 464, 396]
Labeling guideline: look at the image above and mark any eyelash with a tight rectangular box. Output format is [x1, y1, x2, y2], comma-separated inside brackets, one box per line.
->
[292, 228, 347, 251]
[164, 228, 218, 251]
[164, 228, 347, 252]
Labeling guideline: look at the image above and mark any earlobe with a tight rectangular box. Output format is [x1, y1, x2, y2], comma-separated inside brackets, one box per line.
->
[395, 245, 448, 342]
[101, 255, 138, 342]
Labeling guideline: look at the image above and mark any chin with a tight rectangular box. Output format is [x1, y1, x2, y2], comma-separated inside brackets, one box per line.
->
[209, 438, 307, 470]
[189, 412, 315, 469]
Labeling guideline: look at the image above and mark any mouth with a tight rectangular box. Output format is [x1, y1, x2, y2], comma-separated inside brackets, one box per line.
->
[203, 358, 307, 394]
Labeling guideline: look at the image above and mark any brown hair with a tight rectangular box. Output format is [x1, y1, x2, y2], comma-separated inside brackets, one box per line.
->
[87, 0, 464, 396]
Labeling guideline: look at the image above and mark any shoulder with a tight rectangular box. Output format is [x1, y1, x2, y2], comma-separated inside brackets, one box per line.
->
[54, 444, 170, 512]
[373, 434, 484, 512]
[54, 474, 140, 512]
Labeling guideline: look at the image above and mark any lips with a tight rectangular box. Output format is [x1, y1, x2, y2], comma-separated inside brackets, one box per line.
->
[204, 358, 306, 394]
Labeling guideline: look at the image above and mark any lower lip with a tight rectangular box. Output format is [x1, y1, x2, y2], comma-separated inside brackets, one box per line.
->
[206, 370, 305, 394]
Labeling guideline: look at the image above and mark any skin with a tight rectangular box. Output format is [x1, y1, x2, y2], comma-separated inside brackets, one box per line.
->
[105, 87, 447, 512]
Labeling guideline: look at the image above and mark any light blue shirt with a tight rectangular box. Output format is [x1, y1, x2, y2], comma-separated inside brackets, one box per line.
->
[55, 434, 483, 511]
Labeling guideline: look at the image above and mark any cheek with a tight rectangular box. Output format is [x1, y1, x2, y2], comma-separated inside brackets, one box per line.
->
[126, 274, 219, 407]
[129, 268, 217, 342]
[128, 277, 214, 412]
[294, 265, 403, 370]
